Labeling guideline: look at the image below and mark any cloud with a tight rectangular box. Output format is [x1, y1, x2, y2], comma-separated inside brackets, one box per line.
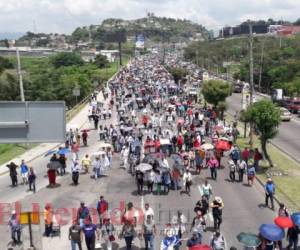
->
[0, 0, 299, 34]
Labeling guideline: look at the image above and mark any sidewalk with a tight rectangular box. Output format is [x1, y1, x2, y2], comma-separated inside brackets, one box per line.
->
[0, 92, 107, 176]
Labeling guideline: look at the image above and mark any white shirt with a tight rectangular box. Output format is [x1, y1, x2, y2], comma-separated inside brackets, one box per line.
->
[143, 207, 154, 219]
[162, 159, 170, 169]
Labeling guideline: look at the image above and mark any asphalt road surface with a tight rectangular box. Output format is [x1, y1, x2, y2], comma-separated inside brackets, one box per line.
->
[0, 97, 279, 250]
[227, 93, 300, 163]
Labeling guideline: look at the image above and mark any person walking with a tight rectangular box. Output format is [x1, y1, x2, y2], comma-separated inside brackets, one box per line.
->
[6, 162, 18, 187]
[96, 196, 108, 226]
[20, 160, 28, 185]
[121, 220, 136, 250]
[81, 154, 91, 174]
[69, 220, 83, 250]
[101, 218, 115, 250]
[286, 225, 299, 250]
[208, 156, 219, 180]
[92, 156, 102, 179]
[44, 204, 53, 237]
[237, 159, 247, 183]
[82, 219, 99, 250]
[77, 202, 90, 228]
[211, 197, 224, 230]
[71, 161, 80, 185]
[247, 165, 256, 186]
[265, 178, 275, 210]
[9, 210, 22, 246]
[278, 203, 289, 217]
[143, 215, 156, 250]
[202, 180, 213, 201]
[171, 168, 181, 191]
[228, 160, 236, 182]
[58, 153, 67, 176]
[28, 167, 36, 192]
[210, 230, 226, 250]
[182, 169, 192, 196]
[136, 170, 144, 195]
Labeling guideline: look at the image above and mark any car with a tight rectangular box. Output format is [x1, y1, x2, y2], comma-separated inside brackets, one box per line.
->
[280, 107, 292, 121]
[284, 99, 300, 113]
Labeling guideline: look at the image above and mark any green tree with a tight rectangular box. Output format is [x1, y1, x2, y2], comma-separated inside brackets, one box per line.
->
[201, 80, 231, 107]
[166, 67, 188, 83]
[50, 52, 84, 68]
[245, 100, 281, 167]
[94, 54, 109, 68]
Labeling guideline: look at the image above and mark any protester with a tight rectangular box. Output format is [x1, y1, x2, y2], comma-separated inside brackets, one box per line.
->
[44, 204, 53, 237]
[96, 196, 108, 226]
[9, 210, 22, 246]
[71, 161, 80, 185]
[120, 219, 136, 250]
[6, 162, 18, 187]
[265, 178, 275, 210]
[211, 197, 224, 230]
[77, 202, 90, 228]
[142, 215, 156, 250]
[28, 166, 36, 192]
[210, 230, 226, 250]
[82, 219, 99, 250]
[20, 160, 28, 185]
[101, 218, 115, 250]
[69, 220, 83, 250]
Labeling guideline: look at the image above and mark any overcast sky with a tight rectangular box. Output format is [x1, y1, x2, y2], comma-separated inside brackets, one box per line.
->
[1, 0, 300, 34]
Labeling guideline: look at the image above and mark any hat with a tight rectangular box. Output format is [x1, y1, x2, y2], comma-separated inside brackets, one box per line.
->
[214, 196, 222, 203]
[267, 178, 272, 182]
[11, 210, 16, 215]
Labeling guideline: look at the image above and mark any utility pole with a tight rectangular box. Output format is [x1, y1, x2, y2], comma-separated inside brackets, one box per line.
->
[249, 21, 254, 148]
[118, 41, 122, 66]
[258, 37, 266, 93]
[16, 48, 25, 102]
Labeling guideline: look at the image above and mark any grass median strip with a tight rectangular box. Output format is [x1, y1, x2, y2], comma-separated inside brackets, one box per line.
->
[226, 111, 300, 211]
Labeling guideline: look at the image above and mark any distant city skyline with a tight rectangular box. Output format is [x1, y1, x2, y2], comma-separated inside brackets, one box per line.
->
[0, 0, 300, 34]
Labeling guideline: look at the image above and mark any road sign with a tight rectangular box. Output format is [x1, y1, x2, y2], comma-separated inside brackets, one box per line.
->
[20, 212, 40, 225]
[0, 101, 66, 143]
[72, 88, 80, 97]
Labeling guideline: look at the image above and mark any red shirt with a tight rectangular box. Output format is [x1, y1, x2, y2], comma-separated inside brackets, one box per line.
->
[242, 149, 250, 160]
[177, 136, 183, 145]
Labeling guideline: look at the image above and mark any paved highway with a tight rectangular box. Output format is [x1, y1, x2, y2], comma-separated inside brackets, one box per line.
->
[227, 93, 300, 162]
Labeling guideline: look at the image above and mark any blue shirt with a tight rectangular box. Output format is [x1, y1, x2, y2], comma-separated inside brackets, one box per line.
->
[83, 224, 97, 238]
[20, 163, 28, 174]
[265, 183, 275, 194]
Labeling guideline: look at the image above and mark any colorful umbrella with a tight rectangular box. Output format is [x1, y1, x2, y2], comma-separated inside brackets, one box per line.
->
[274, 216, 294, 228]
[259, 224, 284, 241]
[44, 150, 57, 157]
[189, 245, 211, 250]
[291, 212, 300, 226]
[57, 148, 71, 155]
[177, 118, 185, 125]
[98, 142, 112, 148]
[136, 163, 152, 172]
[215, 140, 231, 151]
[237, 232, 261, 247]
[201, 143, 214, 151]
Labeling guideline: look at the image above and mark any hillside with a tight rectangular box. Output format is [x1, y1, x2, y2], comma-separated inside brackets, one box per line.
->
[71, 14, 209, 44]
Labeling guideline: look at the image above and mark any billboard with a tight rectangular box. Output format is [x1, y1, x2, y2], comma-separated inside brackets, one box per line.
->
[135, 34, 145, 49]
[0, 101, 66, 143]
[103, 29, 127, 43]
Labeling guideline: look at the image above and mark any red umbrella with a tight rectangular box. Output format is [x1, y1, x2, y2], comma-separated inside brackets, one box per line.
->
[274, 216, 294, 228]
[177, 118, 185, 125]
[189, 244, 211, 250]
[215, 140, 231, 151]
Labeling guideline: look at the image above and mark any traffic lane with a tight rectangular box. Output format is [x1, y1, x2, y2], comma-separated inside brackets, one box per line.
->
[227, 93, 300, 162]
[209, 162, 276, 248]
[272, 120, 300, 162]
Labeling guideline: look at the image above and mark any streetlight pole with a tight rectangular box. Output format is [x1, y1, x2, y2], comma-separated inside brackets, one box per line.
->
[249, 21, 254, 148]
[16, 48, 25, 101]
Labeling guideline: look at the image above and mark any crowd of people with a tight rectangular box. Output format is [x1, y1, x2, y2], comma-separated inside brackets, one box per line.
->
[6, 54, 300, 250]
